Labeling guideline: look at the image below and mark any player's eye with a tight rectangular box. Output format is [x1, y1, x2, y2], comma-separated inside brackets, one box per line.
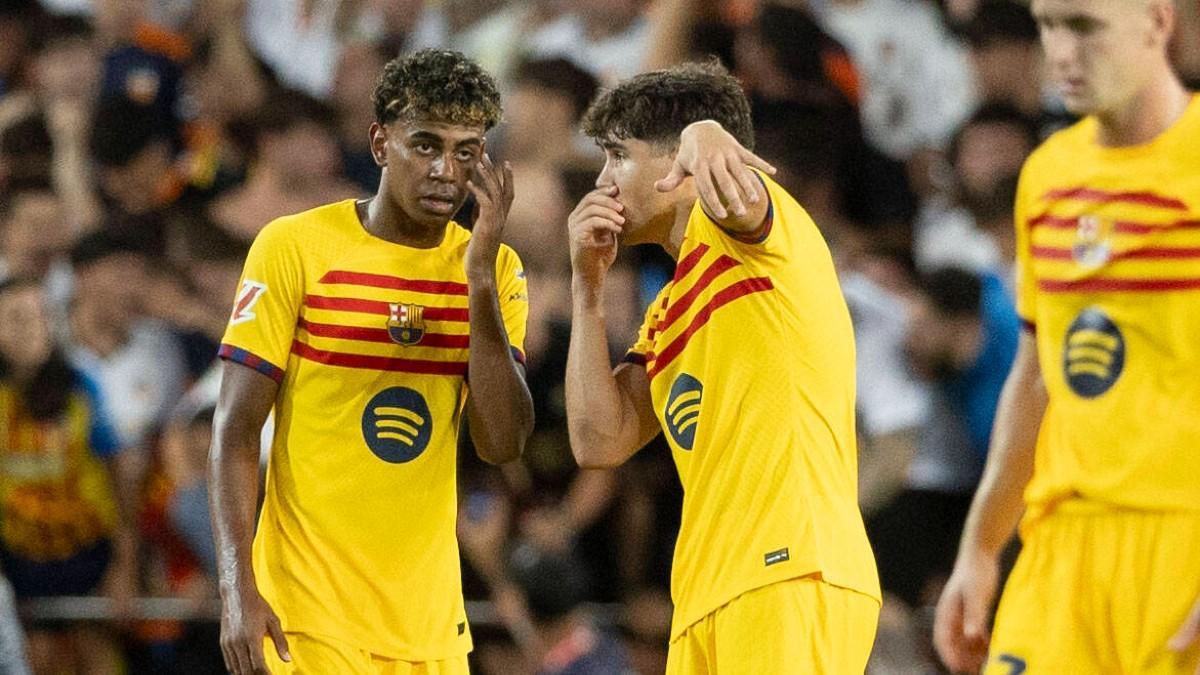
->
[414, 142, 436, 155]
[456, 149, 477, 162]
[1065, 16, 1100, 36]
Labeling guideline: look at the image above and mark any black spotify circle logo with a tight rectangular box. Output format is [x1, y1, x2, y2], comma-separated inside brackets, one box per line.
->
[361, 387, 433, 463]
[1063, 308, 1124, 398]
[665, 373, 703, 450]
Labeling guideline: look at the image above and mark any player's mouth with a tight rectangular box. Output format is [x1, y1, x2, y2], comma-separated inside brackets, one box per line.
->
[419, 194, 459, 214]
[1061, 76, 1088, 96]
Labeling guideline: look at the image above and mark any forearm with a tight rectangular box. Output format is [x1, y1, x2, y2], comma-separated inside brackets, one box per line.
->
[109, 448, 145, 566]
[957, 339, 1047, 559]
[466, 270, 533, 464]
[208, 430, 264, 599]
[565, 279, 628, 467]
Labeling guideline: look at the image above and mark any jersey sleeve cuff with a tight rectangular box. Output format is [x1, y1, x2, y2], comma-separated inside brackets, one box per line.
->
[623, 352, 648, 366]
[715, 173, 774, 245]
[510, 345, 526, 365]
[219, 344, 285, 383]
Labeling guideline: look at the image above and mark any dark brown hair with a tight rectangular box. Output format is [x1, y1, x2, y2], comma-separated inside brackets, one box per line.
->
[582, 60, 754, 151]
[373, 49, 502, 131]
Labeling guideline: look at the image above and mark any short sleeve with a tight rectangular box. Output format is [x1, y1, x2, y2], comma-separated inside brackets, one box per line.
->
[219, 220, 304, 382]
[624, 285, 670, 366]
[1013, 162, 1038, 330]
[78, 371, 122, 459]
[496, 246, 529, 365]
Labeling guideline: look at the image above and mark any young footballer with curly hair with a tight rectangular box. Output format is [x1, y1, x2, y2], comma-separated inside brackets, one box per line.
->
[209, 49, 533, 675]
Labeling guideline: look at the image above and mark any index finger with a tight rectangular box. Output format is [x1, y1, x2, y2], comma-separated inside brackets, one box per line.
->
[502, 161, 515, 211]
[738, 147, 777, 175]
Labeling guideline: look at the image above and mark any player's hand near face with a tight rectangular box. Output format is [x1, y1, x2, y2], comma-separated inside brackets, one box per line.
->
[464, 152, 514, 275]
[220, 584, 291, 674]
[567, 186, 624, 295]
[934, 552, 999, 674]
[655, 120, 776, 221]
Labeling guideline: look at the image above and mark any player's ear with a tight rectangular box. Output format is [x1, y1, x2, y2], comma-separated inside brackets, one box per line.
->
[1147, 0, 1174, 48]
[369, 122, 388, 167]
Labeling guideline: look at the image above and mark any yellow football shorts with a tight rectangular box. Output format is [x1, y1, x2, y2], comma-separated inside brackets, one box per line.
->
[666, 576, 879, 674]
[264, 632, 469, 675]
[986, 503, 1200, 674]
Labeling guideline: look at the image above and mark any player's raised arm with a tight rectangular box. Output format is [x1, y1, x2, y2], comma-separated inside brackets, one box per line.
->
[565, 187, 660, 469]
[934, 331, 1045, 673]
[463, 153, 534, 464]
[209, 362, 290, 674]
[655, 120, 776, 233]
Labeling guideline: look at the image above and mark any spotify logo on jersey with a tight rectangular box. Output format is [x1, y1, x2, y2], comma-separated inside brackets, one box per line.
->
[361, 387, 433, 463]
[1063, 307, 1124, 398]
[665, 373, 703, 450]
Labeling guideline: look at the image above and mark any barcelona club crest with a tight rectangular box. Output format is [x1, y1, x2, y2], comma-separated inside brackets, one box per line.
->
[1072, 214, 1113, 268]
[388, 302, 425, 346]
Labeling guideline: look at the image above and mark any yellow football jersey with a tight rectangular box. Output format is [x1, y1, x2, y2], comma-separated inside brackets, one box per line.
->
[220, 199, 528, 660]
[627, 174, 880, 640]
[1014, 94, 1200, 523]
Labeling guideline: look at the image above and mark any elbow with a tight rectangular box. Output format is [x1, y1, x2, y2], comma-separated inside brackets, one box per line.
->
[568, 428, 627, 470]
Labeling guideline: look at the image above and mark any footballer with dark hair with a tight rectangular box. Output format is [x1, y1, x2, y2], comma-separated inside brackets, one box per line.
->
[210, 49, 532, 674]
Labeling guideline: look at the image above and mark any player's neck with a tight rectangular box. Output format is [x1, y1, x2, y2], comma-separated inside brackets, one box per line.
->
[1095, 72, 1191, 147]
[357, 195, 446, 249]
[656, 191, 697, 260]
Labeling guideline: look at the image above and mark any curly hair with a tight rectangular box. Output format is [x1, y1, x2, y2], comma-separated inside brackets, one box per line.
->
[582, 60, 754, 151]
[373, 49, 502, 130]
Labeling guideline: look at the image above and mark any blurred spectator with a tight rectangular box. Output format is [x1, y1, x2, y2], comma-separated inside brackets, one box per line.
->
[331, 40, 388, 193]
[0, 276, 137, 675]
[809, 0, 977, 162]
[88, 97, 184, 247]
[960, 0, 1073, 138]
[914, 102, 1038, 273]
[501, 58, 599, 171]
[527, 0, 651, 82]
[442, 0, 565, 86]
[0, 2, 38, 100]
[242, 0, 420, 98]
[0, 572, 30, 675]
[508, 542, 633, 675]
[67, 231, 188, 451]
[208, 90, 363, 240]
[0, 180, 74, 284]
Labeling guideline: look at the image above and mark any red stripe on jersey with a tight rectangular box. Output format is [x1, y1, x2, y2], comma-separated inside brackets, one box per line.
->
[319, 270, 469, 295]
[1030, 246, 1074, 260]
[1037, 278, 1200, 292]
[303, 295, 469, 321]
[672, 244, 711, 283]
[647, 276, 774, 378]
[297, 318, 470, 348]
[291, 340, 468, 375]
[1033, 245, 1200, 260]
[1029, 214, 1200, 234]
[1041, 187, 1189, 211]
[657, 255, 742, 334]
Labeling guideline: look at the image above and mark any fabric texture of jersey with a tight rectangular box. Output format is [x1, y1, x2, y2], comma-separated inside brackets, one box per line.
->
[626, 174, 879, 639]
[1013, 94, 1200, 523]
[220, 199, 528, 659]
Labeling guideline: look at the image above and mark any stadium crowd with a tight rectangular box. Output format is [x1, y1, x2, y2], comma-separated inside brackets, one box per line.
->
[1, 0, 1199, 673]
